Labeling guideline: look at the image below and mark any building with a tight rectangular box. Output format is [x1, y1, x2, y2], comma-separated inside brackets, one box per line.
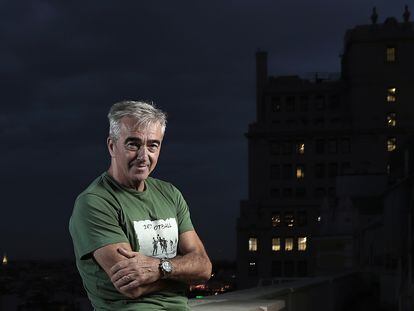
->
[237, 7, 414, 289]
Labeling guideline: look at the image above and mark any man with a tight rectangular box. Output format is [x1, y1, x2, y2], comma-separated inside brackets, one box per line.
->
[69, 100, 212, 310]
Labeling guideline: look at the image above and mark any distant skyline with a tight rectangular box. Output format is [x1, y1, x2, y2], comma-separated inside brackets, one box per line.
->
[0, 0, 412, 260]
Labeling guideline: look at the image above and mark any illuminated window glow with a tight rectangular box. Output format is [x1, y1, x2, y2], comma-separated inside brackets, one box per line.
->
[284, 213, 294, 227]
[271, 213, 281, 227]
[387, 112, 396, 127]
[386, 47, 396, 62]
[285, 238, 294, 251]
[296, 165, 305, 179]
[272, 238, 281, 251]
[248, 238, 258, 252]
[297, 142, 305, 154]
[298, 237, 307, 251]
[387, 87, 396, 102]
[387, 138, 396, 152]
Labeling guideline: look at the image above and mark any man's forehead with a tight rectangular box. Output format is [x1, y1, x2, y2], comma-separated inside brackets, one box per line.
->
[120, 117, 163, 135]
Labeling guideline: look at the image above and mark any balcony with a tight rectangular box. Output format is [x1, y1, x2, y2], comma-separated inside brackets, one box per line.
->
[190, 271, 358, 311]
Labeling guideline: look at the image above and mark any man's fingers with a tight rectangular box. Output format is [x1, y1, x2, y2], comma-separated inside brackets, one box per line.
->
[110, 259, 129, 274]
[118, 247, 135, 258]
[113, 274, 134, 287]
[120, 279, 141, 291]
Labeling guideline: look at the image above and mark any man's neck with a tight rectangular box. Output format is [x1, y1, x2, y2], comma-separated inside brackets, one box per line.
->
[107, 167, 145, 192]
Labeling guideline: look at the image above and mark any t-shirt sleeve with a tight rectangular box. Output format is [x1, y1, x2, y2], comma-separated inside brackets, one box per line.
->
[172, 186, 194, 234]
[69, 193, 129, 260]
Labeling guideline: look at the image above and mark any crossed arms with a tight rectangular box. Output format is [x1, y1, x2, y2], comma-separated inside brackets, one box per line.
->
[93, 230, 212, 299]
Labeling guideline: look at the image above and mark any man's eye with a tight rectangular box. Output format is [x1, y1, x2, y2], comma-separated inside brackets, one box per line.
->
[148, 144, 159, 151]
[126, 142, 139, 150]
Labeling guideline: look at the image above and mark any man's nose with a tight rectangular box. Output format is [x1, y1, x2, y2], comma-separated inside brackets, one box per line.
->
[136, 146, 148, 160]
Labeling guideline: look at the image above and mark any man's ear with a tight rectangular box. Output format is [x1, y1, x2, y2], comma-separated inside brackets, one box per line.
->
[107, 137, 115, 157]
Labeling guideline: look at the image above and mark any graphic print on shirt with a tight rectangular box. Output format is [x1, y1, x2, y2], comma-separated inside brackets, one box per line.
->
[133, 218, 178, 259]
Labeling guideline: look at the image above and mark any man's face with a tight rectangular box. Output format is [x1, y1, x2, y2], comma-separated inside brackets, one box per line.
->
[108, 116, 164, 191]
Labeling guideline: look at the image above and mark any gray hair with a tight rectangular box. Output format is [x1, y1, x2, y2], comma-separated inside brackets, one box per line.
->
[107, 100, 167, 141]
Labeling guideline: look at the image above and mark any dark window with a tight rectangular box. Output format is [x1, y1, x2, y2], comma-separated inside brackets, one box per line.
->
[270, 188, 280, 198]
[284, 261, 295, 277]
[315, 163, 325, 178]
[341, 138, 351, 153]
[300, 96, 309, 111]
[282, 141, 292, 154]
[315, 187, 326, 198]
[282, 188, 293, 198]
[297, 211, 307, 226]
[271, 261, 282, 277]
[272, 260, 282, 277]
[328, 139, 337, 153]
[315, 95, 325, 110]
[315, 139, 325, 154]
[314, 118, 325, 126]
[297, 261, 307, 277]
[328, 163, 338, 178]
[341, 162, 351, 175]
[295, 188, 306, 198]
[270, 165, 280, 179]
[282, 164, 292, 180]
[272, 97, 281, 112]
[329, 94, 340, 110]
[270, 141, 281, 154]
[286, 96, 295, 112]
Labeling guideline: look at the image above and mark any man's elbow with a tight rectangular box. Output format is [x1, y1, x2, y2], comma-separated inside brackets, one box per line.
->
[200, 257, 212, 281]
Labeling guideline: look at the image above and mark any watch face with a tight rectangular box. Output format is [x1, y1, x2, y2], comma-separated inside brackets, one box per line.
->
[162, 260, 173, 273]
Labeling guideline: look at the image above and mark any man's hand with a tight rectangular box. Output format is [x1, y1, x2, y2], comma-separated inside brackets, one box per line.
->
[110, 248, 161, 292]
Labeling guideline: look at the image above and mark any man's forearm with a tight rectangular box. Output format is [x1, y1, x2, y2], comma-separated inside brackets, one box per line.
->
[168, 251, 212, 282]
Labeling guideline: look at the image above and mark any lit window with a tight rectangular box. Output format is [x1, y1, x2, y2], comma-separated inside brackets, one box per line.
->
[271, 213, 281, 227]
[272, 238, 281, 251]
[297, 142, 305, 154]
[248, 238, 258, 252]
[298, 237, 307, 251]
[386, 47, 396, 62]
[296, 165, 305, 179]
[317, 216, 322, 222]
[387, 137, 396, 152]
[386, 164, 391, 175]
[285, 238, 294, 251]
[284, 212, 294, 227]
[387, 112, 396, 127]
[387, 87, 396, 102]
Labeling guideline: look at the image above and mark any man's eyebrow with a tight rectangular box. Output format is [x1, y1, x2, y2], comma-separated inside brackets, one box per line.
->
[124, 137, 142, 143]
[147, 139, 161, 145]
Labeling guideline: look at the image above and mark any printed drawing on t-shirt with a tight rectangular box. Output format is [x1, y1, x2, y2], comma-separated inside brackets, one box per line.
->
[133, 218, 178, 259]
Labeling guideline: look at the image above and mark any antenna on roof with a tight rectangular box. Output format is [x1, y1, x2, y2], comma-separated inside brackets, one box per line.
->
[371, 7, 378, 24]
[403, 5, 410, 22]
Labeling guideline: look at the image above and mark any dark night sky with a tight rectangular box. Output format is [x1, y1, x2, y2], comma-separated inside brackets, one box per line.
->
[0, 0, 410, 261]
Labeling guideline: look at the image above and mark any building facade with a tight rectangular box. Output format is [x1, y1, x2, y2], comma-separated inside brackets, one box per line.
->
[237, 11, 414, 289]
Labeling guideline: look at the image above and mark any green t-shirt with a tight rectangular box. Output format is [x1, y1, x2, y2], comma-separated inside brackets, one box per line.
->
[69, 172, 194, 310]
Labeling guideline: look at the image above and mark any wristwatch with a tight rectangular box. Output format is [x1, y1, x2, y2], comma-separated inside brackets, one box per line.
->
[159, 258, 173, 278]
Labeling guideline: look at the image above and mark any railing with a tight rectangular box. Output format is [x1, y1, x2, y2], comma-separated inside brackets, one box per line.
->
[189, 271, 358, 311]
